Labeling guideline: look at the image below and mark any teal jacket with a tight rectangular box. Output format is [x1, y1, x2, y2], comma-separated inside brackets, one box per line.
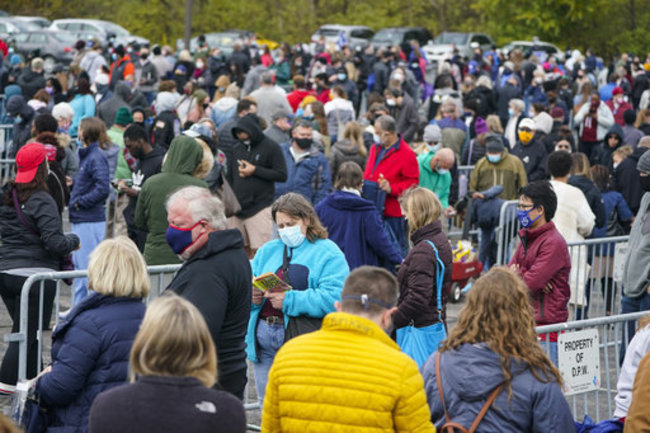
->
[417, 150, 452, 208]
[246, 237, 349, 362]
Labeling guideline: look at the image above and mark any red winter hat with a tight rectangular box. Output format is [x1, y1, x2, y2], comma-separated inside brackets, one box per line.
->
[15, 142, 46, 183]
[612, 87, 624, 96]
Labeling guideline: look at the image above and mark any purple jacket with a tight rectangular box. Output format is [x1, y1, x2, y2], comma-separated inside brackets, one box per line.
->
[509, 221, 571, 325]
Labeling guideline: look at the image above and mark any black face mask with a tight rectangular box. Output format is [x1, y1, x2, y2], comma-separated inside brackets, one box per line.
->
[295, 138, 312, 150]
[641, 176, 650, 192]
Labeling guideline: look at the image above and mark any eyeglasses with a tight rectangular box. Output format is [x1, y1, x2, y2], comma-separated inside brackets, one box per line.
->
[519, 128, 533, 133]
[517, 203, 535, 210]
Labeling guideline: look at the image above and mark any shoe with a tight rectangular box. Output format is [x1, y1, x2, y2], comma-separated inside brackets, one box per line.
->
[0, 382, 15, 395]
[58, 308, 72, 320]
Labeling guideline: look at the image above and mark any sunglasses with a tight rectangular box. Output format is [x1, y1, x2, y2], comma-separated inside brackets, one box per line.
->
[519, 128, 533, 133]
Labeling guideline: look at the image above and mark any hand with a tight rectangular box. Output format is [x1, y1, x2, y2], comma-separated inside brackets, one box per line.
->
[65, 176, 73, 187]
[264, 291, 286, 309]
[472, 192, 485, 199]
[543, 283, 553, 294]
[238, 160, 256, 178]
[443, 207, 456, 218]
[509, 263, 520, 273]
[36, 365, 52, 379]
[252, 288, 264, 305]
[378, 176, 391, 194]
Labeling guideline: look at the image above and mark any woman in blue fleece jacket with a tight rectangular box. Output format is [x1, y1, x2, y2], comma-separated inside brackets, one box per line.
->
[246, 193, 349, 407]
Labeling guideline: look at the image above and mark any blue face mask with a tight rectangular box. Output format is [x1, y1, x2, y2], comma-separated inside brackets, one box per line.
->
[278, 225, 306, 248]
[427, 144, 440, 153]
[508, 108, 515, 117]
[165, 221, 202, 255]
[517, 207, 541, 228]
[487, 153, 502, 164]
[373, 133, 380, 143]
[337, 73, 347, 81]
[13, 115, 21, 124]
[436, 168, 449, 175]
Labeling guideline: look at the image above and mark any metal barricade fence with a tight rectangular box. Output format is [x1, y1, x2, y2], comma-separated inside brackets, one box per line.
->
[495, 200, 518, 265]
[0, 124, 13, 159]
[0, 158, 14, 185]
[536, 311, 649, 423]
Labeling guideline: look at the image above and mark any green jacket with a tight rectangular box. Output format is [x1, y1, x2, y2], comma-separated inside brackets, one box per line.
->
[417, 150, 452, 208]
[107, 126, 132, 180]
[135, 136, 208, 265]
[469, 150, 528, 200]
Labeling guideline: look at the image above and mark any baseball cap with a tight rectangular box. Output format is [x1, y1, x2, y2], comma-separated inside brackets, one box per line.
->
[15, 142, 46, 183]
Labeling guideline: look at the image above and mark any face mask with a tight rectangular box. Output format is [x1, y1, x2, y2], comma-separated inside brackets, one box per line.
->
[518, 130, 534, 144]
[613, 162, 620, 170]
[436, 166, 449, 175]
[426, 143, 440, 153]
[202, 103, 209, 110]
[295, 138, 312, 150]
[535, 77, 543, 84]
[372, 133, 380, 143]
[258, 49, 265, 56]
[386, 99, 396, 107]
[487, 153, 501, 164]
[111, 53, 117, 61]
[242, 139, 251, 146]
[337, 73, 346, 81]
[393, 73, 404, 81]
[278, 225, 306, 248]
[140, 54, 148, 61]
[45, 86, 54, 95]
[165, 221, 203, 255]
[508, 108, 515, 117]
[641, 176, 650, 192]
[196, 61, 204, 69]
[125, 80, 133, 88]
[517, 207, 541, 228]
[14, 115, 22, 124]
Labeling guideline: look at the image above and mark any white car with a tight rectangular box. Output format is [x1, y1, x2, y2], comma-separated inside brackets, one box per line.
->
[309, 24, 374, 52]
[423, 32, 494, 66]
[50, 19, 149, 48]
[500, 40, 565, 62]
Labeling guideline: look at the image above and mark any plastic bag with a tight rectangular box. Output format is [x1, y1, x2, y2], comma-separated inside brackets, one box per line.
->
[396, 322, 447, 368]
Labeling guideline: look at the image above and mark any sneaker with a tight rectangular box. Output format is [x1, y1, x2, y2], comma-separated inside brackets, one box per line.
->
[0, 382, 15, 395]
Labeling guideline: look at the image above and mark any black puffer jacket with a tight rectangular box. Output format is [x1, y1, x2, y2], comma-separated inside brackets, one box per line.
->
[511, 135, 548, 181]
[0, 188, 79, 270]
[569, 175, 606, 229]
[394, 221, 453, 329]
[226, 114, 287, 218]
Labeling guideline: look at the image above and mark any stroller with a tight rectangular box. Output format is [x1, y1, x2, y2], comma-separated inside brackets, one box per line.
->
[449, 196, 484, 302]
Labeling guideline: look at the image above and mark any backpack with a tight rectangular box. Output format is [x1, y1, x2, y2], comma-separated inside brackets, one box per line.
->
[435, 352, 503, 433]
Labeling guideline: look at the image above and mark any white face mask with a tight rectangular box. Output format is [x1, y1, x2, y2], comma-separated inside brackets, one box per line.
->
[278, 225, 306, 248]
[196, 61, 204, 69]
[613, 162, 620, 170]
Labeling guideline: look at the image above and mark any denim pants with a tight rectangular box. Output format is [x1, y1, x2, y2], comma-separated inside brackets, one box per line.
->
[71, 221, 106, 306]
[620, 292, 650, 364]
[385, 216, 409, 257]
[253, 319, 285, 407]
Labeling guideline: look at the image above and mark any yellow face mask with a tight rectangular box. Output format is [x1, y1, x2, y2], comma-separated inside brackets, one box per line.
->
[518, 130, 534, 144]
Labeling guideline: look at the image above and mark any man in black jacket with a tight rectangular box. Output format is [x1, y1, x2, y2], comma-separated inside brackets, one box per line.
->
[511, 118, 548, 182]
[216, 98, 258, 166]
[165, 186, 252, 400]
[6, 95, 35, 157]
[226, 113, 287, 258]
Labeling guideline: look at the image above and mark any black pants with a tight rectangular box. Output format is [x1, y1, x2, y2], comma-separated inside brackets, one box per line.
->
[0, 273, 56, 384]
[215, 367, 247, 401]
[575, 277, 617, 320]
[578, 139, 602, 165]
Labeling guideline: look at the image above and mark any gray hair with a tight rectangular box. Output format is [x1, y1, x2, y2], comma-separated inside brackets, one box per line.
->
[52, 102, 75, 121]
[509, 98, 525, 113]
[166, 186, 227, 230]
[261, 72, 274, 85]
[374, 115, 396, 133]
[292, 117, 313, 131]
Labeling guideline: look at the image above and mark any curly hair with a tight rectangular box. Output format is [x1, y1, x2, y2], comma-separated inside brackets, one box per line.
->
[440, 267, 562, 398]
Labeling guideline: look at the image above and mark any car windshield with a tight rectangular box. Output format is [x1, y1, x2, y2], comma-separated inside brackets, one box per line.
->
[51, 31, 78, 43]
[318, 28, 343, 37]
[98, 21, 130, 37]
[372, 30, 403, 44]
[207, 33, 239, 48]
[433, 33, 469, 45]
[10, 20, 38, 32]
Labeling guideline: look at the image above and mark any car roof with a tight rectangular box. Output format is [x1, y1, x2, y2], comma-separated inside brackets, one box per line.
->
[318, 24, 372, 31]
[375, 26, 427, 32]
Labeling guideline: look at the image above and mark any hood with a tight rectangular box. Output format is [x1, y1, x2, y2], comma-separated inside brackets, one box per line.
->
[630, 146, 648, 163]
[605, 123, 624, 142]
[6, 95, 26, 117]
[114, 81, 131, 100]
[155, 91, 178, 113]
[568, 175, 595, 191]
[534, 112, 553, 135]
[187, 229, 244, 263]
[326, 190, 376, 212]
[439, 343, 527, 401]
[231, 113, 265, 144]
[162, 136, 204, 175]
[419, 151, 437, 175]
[213, 97, 238, 112]
[101, 143, 120, 159]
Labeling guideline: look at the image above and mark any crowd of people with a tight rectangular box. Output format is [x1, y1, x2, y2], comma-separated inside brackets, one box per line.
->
[0, 30, 649, 431]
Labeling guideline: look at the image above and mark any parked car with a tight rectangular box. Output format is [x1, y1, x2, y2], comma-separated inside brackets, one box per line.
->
[50, 19, 149, 48]
[13, 30, 76, 71]
[371, 26, 433, 49]
[176, 31, 243, 55]
[310, 24, 374, 51]
[500, 40, 565, 62]
[12, 16, 52, 29]
[422, 32, 494, 65]
[0, 17, 38, 39]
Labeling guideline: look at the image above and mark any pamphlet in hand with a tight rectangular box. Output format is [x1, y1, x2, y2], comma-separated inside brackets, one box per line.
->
[253, 272, 292, 293]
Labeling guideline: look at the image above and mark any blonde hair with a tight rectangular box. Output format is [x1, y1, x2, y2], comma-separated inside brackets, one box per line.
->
[486, 115, 504, 134]
[192, 138, 214, 179]
[342, 121, 367, 157]
[441, 267, 562, 398]
[130, 294, 217, 387]
[88, 236, 150, 298]
[400, 187, 442, 234]
[570, 152, 592, 180]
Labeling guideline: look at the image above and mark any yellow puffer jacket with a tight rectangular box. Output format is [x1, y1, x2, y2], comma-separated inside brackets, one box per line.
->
[262, 312, 435, 433]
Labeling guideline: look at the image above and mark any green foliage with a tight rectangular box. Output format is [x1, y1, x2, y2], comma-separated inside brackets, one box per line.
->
[1, 0, 649, 56]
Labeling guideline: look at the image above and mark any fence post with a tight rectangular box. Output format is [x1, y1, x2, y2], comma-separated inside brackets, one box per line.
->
[495, 200, 518, 266]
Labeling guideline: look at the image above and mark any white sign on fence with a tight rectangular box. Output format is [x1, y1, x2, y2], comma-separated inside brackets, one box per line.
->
[558, 329, 600, 396]
[613, 242, 628, 283]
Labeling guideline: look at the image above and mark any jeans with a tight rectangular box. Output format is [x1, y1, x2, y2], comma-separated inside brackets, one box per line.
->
[72, 221, 106, 306]
[252, 320, 285, 407]
[385, 216, 409, 258]
[620, 292, 650, 364]
[0, 273, 56, 384]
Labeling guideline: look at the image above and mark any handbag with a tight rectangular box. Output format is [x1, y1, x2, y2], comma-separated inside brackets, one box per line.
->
[279, 245, 323, 342]
[396, 240, 447, 367]
[215, 171, 241, 218]
[13, 189, 74, 283]
[362, 179, 387, 214]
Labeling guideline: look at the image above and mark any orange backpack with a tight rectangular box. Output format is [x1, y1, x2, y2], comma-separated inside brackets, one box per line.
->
[435, 352, 503, 433]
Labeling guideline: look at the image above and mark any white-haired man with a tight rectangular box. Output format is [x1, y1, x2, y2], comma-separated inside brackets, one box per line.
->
[164, 186, 252, 400]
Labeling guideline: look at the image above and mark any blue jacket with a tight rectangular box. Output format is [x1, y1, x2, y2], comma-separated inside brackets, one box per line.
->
[37, 293, 145, 433]
[69, 143, 110, 223]
[422, 343, 574, 432]
[246, 238, 349, 362]
[315, 190, 402, 269]
[69, 94, 95, 138]
[275, 143, 332, 205]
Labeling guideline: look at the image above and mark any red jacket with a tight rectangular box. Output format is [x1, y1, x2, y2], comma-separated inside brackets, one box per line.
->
[606, 100, 633, 126]
[286, 89, 314, 113]
[363, 136, 419, 218]
[509, 221, 571, 326]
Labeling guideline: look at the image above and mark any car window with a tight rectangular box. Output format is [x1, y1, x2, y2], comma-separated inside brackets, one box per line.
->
[81, 23, 100, 32]
[434, 33, 469, 45]
[356, 29, 374, 39]
[52, 32, 77, 43]
[30, 33, 48, 43]
[317, 28, 341, 37]
[13, 32, 28, 43]
[67, 23, 83, 31]
[372, 30, 402, 44]
[477, 36, 491, 45]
